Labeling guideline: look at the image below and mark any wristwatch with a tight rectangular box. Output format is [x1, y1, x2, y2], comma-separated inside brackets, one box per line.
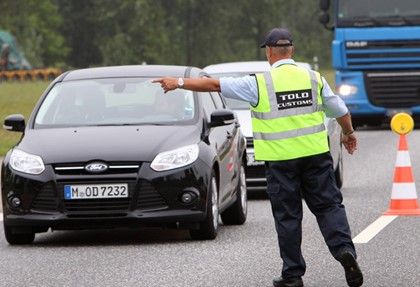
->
[177, 77, 184, 88]
[343, 130, 354, 136]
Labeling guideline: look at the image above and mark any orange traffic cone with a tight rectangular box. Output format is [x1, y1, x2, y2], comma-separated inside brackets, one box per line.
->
[384, 134, 420, 216]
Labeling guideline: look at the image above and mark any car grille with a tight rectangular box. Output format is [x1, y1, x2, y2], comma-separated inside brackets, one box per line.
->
[54, 162, 140, 175]
[136, 181, 168, 211]
[245, 165, 266, 179]
[59, 181, 136, 216]
[364, 71, 420, 108]
[246, 137, 254, 148]
[64, 198, 131, 215]
[31, 183, 58, 211]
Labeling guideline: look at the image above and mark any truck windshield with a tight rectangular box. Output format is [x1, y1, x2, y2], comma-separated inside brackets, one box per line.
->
[337, 0, 420, 27]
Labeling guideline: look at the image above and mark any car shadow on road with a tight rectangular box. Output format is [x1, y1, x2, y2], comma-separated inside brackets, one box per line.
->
[22, 223, 240, 247]
[31, 227, 195, 246]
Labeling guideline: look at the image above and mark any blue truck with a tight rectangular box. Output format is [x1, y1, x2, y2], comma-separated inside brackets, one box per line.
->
[319, 0, 420, 127]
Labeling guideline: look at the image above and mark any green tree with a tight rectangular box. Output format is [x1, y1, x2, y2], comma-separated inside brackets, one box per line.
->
[0, 0, 68, 67]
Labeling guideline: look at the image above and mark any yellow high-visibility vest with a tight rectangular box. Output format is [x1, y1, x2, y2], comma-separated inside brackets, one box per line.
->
[251, 64, 329, 161]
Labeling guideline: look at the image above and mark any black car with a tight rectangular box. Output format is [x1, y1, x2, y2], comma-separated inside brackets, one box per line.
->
[1, 65, 247, 244]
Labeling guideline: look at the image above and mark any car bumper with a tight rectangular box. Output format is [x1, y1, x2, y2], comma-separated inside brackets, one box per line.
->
[4, 209, 205, 230]
[244, 145, 266, 191]
[1, 159, 210, 231]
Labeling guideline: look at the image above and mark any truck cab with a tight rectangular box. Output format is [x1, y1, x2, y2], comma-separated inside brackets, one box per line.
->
[320, 0, 420, 127]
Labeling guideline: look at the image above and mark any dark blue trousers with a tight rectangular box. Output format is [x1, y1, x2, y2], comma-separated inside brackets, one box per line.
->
[265, 152, 356, 279]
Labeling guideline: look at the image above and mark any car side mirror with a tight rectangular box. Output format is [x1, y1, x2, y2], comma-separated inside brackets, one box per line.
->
[3, 114, 25, 132]
[210, 110, 235, 127]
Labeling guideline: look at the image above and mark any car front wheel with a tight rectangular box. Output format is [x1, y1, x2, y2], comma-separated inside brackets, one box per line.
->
[4, 223, 35, 245]
[190, 174, 219, 240]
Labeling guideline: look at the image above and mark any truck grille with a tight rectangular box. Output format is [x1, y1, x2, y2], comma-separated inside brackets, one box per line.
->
[364, 71, 420, 108]
[345, 39, 420, 69]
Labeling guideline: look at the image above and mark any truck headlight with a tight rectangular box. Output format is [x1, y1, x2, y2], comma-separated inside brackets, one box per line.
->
[151, 144, 199, 171]
[337, 84, 357, 97]
[10, 149, 45, 174]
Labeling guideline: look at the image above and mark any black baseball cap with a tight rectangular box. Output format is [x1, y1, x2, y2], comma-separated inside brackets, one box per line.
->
[260, 28, 293, 48]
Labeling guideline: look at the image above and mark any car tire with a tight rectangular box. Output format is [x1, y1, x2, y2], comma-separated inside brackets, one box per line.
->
[221, 164, 247, 225]
[4, 223, 35, 245]
[190, 173, 218, 240]
[335, 151, 344, 189]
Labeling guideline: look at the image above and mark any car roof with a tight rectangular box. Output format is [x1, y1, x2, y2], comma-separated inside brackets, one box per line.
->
[204, 61, 312, 75]
[62, 65, 204, 81]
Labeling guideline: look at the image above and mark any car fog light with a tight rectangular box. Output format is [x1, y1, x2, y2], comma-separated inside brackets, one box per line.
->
[9, 197, 21, 208]
[181, 191, 198, 204]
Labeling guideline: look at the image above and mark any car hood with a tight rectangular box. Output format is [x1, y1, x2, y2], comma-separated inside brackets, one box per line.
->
[18, 125, 201, 164]
[234, 109, 253, 138]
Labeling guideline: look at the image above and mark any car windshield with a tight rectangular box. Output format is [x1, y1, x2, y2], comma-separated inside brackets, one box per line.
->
[34, 78, 196, 128]
[337, 0, 420, 27]
[210, 72, 253, 110]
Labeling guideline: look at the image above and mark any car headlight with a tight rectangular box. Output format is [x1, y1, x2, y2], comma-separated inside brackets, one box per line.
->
[10, 149, 45, 174]
[151, 144, 199, 171]
[337, 84, 357, 97]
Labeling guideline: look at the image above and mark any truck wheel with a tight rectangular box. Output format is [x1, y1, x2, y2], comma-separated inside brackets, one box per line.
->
[190, 174, 218, 240]
[221, 164, 247, 225]
[4, 223, 35, 245]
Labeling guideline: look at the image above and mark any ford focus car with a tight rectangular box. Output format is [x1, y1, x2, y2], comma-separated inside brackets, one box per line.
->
[204, 61, 344, 192]
[1, 65, 247, 244]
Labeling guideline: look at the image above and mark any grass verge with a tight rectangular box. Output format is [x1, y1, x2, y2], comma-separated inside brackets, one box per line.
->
[0, 81, 49, 156]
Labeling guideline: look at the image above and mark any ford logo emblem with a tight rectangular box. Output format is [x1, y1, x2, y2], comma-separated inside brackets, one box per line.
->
[85, 162, 108, 173]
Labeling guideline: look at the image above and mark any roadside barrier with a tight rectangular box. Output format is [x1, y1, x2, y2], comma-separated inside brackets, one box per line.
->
[384, 113, 420, 216]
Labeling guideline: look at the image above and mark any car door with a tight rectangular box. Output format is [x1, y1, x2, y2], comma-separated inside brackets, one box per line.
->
[210, 92, 239, 203]
[200, 92, 234, 207]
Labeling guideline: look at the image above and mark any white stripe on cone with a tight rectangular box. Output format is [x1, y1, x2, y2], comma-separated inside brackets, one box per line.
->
[391, 183, 418, 199]
[395, 151, 411, 167]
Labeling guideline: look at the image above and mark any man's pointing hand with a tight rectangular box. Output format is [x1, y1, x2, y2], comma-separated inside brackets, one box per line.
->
[152, 77, 178, 93]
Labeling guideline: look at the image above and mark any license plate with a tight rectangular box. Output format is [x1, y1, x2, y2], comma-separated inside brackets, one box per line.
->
[64, 184, 128, 200]
[247, 152, 264, 166]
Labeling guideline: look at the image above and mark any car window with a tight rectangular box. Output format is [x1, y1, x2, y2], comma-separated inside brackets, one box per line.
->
[210, 92, 225, 109]
[34, 78, 196, 128]
[200, 92, 216, 121]
[208, 72, 253, 110]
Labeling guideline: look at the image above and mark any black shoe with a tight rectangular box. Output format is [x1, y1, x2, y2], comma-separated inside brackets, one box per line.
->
[339, 249, 363, 287]
[273, 276, 303, 287]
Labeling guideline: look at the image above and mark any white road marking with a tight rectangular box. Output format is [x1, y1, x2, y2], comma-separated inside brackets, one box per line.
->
[353, 215, 398, 244]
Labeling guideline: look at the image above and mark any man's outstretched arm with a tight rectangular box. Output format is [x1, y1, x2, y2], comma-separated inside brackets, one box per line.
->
[153, 77, 220, 93]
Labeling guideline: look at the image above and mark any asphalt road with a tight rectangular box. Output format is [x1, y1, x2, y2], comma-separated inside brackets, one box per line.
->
[0, 130, 419, 287]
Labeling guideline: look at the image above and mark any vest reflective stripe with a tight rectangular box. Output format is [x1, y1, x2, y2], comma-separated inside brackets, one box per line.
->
[251, 64, 329, 161]
[253, 122, 325, 141]
[251, 70, 322, 120]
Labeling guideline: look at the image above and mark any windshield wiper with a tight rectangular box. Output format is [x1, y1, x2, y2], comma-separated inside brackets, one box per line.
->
[375, 15, 413, 25]
[351, 16, 381, 27]
[91, 123, 169, 127]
